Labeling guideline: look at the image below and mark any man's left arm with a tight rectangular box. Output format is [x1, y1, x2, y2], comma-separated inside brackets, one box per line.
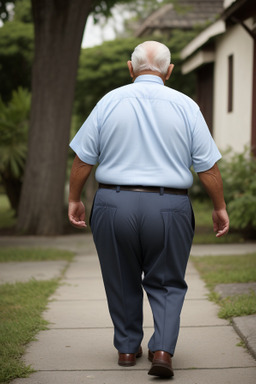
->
[197, 163, 229, 237]
[68, 155, 93, 229]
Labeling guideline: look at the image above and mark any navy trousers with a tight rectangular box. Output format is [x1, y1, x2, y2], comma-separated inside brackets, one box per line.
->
[90, 188, 195, 356]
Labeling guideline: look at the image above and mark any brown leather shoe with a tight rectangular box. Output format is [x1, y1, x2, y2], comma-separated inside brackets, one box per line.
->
[118, 346, 143, 367]
[148, 350, 174, 378]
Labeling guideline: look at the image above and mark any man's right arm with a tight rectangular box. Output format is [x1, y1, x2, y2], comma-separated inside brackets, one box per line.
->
[68, 155, 93, 229]
[197, 163, 229, 237]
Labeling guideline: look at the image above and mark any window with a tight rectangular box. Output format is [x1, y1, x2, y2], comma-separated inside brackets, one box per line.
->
[228, 54, 234, 112]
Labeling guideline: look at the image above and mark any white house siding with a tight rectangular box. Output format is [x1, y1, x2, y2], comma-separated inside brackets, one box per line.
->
[213, 20, 254, 152]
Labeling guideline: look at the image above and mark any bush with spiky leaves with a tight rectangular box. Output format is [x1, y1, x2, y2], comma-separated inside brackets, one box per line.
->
[0, 87, 31, 212]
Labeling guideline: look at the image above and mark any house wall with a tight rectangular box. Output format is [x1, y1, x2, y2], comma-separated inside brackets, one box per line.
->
[213, 19, 254, 152]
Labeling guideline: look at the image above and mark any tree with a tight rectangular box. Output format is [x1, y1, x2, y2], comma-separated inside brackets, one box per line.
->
[0, 0, 149, 235]
[12, 0, 133, 235]
[0, 0, 194, 235]
[13, 0, 92, 234]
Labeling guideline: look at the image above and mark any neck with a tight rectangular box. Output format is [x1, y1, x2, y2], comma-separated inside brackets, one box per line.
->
[133, 70, 165, 83]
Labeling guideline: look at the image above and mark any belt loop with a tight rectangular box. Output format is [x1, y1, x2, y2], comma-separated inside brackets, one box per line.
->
[116, 186, 121, 193]
[160, 187, 164, 196]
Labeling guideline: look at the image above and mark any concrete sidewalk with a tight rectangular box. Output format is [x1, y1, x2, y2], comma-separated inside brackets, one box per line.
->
[0, 235, 255, 383]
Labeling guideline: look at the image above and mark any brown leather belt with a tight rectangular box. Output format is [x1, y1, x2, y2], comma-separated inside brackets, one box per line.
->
[99, 183, 188, 195]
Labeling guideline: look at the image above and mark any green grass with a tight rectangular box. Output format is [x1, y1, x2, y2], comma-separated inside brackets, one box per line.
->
[192, 253, 256, 289]
[0, 279, 59, 383]
[0, 248, 74, 263]
[192, 253, 256, 319]
[193, 232, 243, 244]
[191, 199, 245, 244]
[192, 199, 213, 227]
[218, 292, 256, 319]
[0, 247, 74, 382]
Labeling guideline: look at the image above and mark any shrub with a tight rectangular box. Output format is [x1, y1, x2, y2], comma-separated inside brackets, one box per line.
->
[190, 147, 256, 237]
[0, 87, 31, 213]
[219, 147, 256, 237]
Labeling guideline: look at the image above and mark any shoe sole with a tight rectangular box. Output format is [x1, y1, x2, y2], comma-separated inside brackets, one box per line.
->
[118, 361, 136, 367]
[148, 362, 174, 378]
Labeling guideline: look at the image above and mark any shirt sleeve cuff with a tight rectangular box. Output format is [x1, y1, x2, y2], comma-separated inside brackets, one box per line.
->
[69, 143, 98, 165]
[193, 154, 222, 173]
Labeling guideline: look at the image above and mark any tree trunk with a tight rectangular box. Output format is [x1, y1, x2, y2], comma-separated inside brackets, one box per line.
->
[17, 0, 92, 235]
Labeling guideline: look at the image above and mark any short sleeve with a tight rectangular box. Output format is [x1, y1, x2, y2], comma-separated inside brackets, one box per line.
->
[192, 110, 221, 172]
[69, 106, 99, 165]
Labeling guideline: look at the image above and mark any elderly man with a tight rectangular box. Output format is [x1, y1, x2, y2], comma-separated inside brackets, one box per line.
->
[68, 41, 229, 378]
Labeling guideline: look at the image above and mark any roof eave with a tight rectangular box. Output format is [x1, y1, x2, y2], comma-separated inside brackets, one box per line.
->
[181, 0, 256, 61]
[180, 19, 226, 60]
[181, 50, 215, 74]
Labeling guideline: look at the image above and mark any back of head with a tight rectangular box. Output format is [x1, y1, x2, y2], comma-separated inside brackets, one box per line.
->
[131, 41, 171, 76]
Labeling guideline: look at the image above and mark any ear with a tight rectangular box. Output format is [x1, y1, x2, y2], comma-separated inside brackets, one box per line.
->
[165, 64, 174, 80]
[127, 61, 134, 78]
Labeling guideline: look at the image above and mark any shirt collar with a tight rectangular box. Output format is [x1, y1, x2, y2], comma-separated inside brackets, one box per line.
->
[134, 74, 164, 85]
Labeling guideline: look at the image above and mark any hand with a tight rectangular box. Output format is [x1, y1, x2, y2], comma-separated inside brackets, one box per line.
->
[68, 201, 87, 229]
[212, 209, 229, 237]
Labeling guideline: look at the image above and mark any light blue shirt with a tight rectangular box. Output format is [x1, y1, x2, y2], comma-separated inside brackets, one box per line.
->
[70, 75, 221, 188]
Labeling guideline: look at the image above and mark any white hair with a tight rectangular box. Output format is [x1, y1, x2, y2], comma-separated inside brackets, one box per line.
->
[131, 41, 171, 76]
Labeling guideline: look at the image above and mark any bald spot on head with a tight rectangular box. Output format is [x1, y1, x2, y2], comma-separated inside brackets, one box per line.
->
[131, 41, 171, 77]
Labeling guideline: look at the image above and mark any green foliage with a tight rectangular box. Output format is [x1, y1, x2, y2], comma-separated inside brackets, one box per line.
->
[189, 168, 208, 201]
[191, 199, 244, 244]
[0, 17, 34, 101]
[0, 86, 30, 213]
[14, 0, 33, 23]
[92, 0, 136, 21]
[0, 0, 17, 22]
[190, 147, 256, 237]
[192, 199, 213, 227]
[165, 29, 197, 95]
[0, 0, 128, 23]
[220, 148, 256, 203]
[219, 148, 256, 235]
[0, 194, 16, 229]
[0, 87, 30, 179]
[0, 279, 59, 383]
[74, 37, 142, 124]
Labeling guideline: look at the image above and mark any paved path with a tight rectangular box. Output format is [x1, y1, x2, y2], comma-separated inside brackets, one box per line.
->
[0, 235, 255, 383]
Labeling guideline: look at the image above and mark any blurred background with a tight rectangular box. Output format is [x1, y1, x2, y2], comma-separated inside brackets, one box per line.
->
[0, 0, 255, 240]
